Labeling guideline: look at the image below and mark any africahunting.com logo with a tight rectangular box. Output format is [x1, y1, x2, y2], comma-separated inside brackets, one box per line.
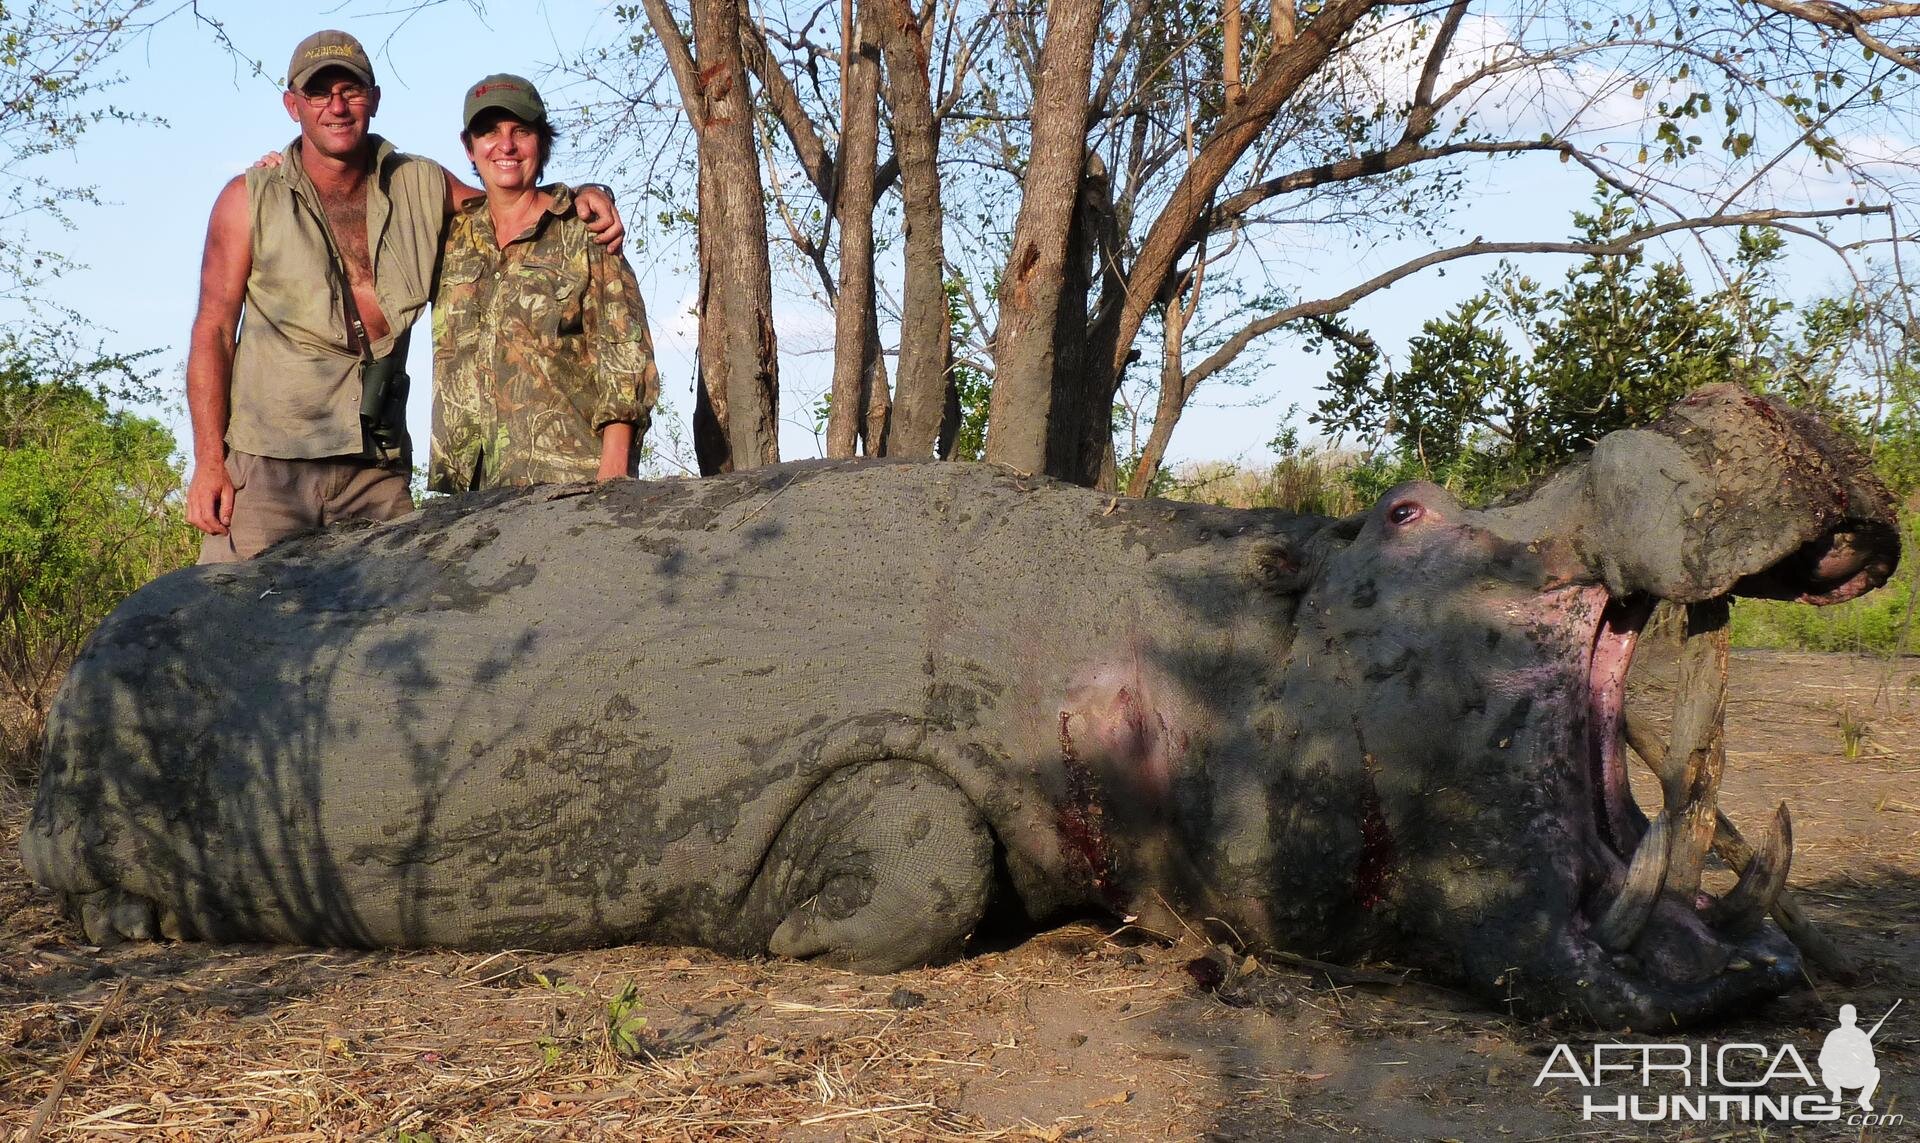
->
[1534, 1000, 1904, 1126]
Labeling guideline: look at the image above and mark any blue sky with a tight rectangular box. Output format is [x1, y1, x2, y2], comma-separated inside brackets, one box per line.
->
[8, 1, 1891, 475]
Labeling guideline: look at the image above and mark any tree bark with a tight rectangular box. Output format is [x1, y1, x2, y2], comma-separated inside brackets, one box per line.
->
[877, 0, 951, 459]
[1042, 154, 1122, 486]
[983, 0, 1103, 476]
[1224, 0, 1243, 105]
[654, 0, 781, 473]
[1271, 0, 1295, 46]
[1125, 263, 1200, 497]
[862, 326, 893, 453]
[829, 0, 885, 458]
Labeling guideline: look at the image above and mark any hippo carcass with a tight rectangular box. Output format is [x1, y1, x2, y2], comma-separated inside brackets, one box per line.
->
[22, 385, 1899, 1028]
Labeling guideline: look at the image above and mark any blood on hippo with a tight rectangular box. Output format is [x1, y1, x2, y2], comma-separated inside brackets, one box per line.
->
[1054, 710, 1116, 903]
[1057, 658, 1190, 804]
[1354, 758, 1396, 911]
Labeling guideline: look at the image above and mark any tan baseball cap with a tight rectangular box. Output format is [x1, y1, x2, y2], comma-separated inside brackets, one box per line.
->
[287, 30, 375, 90]
[462, 73, 547, 131]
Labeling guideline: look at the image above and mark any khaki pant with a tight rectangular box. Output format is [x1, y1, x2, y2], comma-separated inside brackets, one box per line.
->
[197, 450, 414, 564]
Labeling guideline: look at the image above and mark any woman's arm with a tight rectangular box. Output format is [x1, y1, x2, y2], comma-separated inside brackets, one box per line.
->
[581, 220, 661, 480]
[597, 422, 635, 481]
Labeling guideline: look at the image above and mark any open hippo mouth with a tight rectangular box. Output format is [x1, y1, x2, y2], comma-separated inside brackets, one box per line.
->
[1443, 385, 1902, 1028]
[1560, 589, 1827, 1027]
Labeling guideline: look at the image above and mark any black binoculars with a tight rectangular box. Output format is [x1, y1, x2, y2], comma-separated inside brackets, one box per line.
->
[359, 353, 410, 460]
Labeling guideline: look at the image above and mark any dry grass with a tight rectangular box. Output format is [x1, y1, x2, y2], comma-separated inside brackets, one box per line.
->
[1157, 456, 1369, 516]
[0, 905, 1139, 1141]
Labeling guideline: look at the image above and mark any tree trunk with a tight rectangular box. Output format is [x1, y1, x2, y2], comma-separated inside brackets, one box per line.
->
[877, 0, 950, 459]
[1224, 0, 1244, 105]
[861, 326, 893, 454]
[1125, 275, 1196, 497]
[673, 0, 781, 472]
[691, 359, 731, 475]
[828, 0, 884, 458]
[982, 0, 1103, 477]
[1052, 154, 1126, 488]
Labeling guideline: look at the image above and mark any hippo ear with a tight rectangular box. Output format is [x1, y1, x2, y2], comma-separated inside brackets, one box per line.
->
[1253, 541, 1312, 594]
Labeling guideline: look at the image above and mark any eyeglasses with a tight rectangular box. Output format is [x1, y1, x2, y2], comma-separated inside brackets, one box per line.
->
[297, 83, 371, 108]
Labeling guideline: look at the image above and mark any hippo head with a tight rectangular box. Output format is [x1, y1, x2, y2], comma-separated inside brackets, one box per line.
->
[1280, 386, 1897, 1028]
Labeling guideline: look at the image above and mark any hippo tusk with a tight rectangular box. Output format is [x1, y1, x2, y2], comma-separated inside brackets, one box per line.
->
[1595, 810, 1673, 951]
[1706, 802, 1792, 934]
[1624, 713, 1856, 979]
[1661, 599, 1729, 903]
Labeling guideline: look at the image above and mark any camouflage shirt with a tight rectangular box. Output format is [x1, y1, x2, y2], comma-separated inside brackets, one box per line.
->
[429, 184, 659, 491]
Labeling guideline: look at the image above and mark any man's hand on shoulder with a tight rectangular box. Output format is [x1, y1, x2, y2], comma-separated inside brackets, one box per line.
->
[574, 184, 625, 255]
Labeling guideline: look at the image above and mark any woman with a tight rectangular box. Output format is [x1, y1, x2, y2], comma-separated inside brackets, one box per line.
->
[429, 74, 658, 491]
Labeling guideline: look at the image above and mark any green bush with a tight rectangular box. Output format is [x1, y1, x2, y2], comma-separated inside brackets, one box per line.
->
[0, 345, 197, 783]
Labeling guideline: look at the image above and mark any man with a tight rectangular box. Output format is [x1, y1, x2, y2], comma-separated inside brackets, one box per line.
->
[184, 30, 624, 562]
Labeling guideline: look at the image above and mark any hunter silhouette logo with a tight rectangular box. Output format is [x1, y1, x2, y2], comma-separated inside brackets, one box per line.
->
[1820, 1000, 1898, 1110]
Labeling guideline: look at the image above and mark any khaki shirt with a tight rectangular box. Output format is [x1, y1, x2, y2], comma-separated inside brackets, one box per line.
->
[229, 136, 445, 460]
[429, 185, 659, 491]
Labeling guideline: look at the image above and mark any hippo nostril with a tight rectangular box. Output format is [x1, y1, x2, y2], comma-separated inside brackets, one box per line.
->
[1388, 501, 1423, 526]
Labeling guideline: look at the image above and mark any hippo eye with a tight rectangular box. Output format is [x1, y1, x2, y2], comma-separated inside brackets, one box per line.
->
[1388, 501, 1424, 526]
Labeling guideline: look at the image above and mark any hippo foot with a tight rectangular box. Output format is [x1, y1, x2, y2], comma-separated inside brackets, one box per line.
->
[749, 761, 993, 972]
[66, 887, 192, 946]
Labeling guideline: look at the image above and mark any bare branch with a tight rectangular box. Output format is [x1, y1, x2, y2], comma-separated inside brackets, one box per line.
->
[1744, 0, 1920, 71]
[1211, 139, 1570, 230]
[1183, 205, 1897, 392]
[1408, 0, 1469, 130]
[740, 12, 835, 195]
[1097, 0, 1384, 389]
[641, 0, 706, 128]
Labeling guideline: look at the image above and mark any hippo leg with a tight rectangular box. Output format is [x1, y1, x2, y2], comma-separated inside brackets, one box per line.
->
[73, 887, 161, 945]
[751, 761, 992, 971]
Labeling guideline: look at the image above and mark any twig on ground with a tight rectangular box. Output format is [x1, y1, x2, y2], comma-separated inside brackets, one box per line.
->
[24, 978, 129, 1143]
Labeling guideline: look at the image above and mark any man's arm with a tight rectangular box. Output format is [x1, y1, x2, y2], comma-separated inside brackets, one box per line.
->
[185, 176, 252, 537]
[439, 164, 625, 252]
[571, 183, 624, 254]
[443, 166, 483, 210]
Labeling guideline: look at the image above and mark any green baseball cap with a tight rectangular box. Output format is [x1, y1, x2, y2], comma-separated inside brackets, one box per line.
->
[463, 74, 547, 131]
[287, 29, 375, 90]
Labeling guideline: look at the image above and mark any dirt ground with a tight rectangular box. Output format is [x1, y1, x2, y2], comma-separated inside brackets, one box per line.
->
[3, 648, 1916, 1142]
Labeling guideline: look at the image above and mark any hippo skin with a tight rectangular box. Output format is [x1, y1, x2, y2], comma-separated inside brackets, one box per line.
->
[22, 385, 1900, 1028]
